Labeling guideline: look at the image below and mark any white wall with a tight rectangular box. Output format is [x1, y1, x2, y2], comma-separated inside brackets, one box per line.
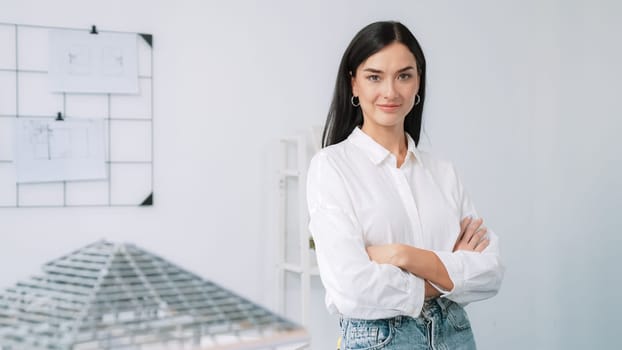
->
[0, 0, 620, 349]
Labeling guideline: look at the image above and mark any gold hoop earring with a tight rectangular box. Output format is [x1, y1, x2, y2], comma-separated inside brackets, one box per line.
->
[351, 96, 360, 107]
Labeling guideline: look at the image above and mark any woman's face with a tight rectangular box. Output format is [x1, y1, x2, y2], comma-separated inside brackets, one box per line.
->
[351, 42, 420, 133]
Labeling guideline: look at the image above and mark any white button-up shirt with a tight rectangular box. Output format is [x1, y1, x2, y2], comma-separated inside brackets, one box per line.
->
[306, 127, 504, 319]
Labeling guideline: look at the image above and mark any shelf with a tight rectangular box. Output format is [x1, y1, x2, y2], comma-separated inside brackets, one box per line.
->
[279, 263, 320, 276]
[281, 263, 302, 274]
[277, 130, 322, 329]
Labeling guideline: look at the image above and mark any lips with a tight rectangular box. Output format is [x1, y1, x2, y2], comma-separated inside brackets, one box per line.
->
[377, 104, 401, 112]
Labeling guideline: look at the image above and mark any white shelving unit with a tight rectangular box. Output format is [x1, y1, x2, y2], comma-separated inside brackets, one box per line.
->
[276, 128, 322, 329]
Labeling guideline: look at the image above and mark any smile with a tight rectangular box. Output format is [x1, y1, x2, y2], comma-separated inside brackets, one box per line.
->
[377, 104, 401, 112]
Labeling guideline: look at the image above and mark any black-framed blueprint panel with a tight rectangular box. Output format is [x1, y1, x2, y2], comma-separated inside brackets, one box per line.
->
[0, 23, 154, 207]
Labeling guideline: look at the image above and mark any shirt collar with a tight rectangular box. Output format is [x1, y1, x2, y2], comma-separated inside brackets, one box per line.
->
[348, 127, 421, 166]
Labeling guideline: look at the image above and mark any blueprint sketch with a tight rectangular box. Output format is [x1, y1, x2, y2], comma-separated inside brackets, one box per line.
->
[49, 29, 138, 93]
[15, 118, 106, 183]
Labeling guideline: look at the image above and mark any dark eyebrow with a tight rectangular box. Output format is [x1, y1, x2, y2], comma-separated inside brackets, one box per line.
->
[397, 66, 416, 73]
[362, 66, 416, 74]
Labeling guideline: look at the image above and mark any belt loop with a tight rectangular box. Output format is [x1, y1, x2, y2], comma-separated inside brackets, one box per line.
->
[339, 315, 349, 338]
[394, 315, 402, 328]
[436, 297, 449, 312]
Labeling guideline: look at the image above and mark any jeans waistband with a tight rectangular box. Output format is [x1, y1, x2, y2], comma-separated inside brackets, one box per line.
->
[339, 298, 454, 326]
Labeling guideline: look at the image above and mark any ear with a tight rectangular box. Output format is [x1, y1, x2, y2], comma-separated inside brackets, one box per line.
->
[351, 74, 359, 97]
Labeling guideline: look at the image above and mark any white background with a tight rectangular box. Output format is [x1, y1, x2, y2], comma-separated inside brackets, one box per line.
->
[0, 1, 621, 349]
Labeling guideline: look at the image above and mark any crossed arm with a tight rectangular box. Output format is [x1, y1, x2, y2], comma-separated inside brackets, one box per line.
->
[366, 217, 490, 298]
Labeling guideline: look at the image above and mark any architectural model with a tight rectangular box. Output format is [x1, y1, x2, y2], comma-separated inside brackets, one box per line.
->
[0, 240, 307, 349]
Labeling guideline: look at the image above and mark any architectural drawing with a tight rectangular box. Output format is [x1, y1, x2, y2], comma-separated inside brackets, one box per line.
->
[67, 45, 90, 75]
[49, 30, 138, 94]
[24, 120, 91, 161]
[28, 121, 53, 160]
[103, 46, 124, 76]
[0, 22, 154, 207]
[15, 118, 106, 183]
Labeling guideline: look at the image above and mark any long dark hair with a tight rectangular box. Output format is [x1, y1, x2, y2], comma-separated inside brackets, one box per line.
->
[322, 21, 426, 147]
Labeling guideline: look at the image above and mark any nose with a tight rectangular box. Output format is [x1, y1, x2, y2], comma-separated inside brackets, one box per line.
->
[383, 80, 398, 99]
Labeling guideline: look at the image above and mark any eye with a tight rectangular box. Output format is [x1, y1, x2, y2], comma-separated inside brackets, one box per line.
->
[366, 75, 381, 82]
[397, 73, 413, 80]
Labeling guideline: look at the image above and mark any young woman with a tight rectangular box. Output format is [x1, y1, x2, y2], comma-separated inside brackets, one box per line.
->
[306, 21, 504, 349]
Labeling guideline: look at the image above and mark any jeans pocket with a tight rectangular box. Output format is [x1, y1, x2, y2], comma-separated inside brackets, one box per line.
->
[342, 318, 395, 350]
[446, 302, 472, 331]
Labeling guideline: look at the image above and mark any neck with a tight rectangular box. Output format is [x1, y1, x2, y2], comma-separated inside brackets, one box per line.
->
[360, 124, 408, 164]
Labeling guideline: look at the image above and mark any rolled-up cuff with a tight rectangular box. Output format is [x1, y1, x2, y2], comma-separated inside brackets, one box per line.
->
[431, 251, 464, 298]
[405, 272, 426, 317]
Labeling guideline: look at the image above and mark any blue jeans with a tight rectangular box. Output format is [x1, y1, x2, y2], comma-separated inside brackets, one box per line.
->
[339, 298, 476, 350]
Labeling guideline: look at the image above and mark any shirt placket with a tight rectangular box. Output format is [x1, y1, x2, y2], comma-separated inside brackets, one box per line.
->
[389, 163, 424, 246]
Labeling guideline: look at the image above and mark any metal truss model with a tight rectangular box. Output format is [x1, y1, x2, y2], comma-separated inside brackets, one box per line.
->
[0, 240, 308, 349]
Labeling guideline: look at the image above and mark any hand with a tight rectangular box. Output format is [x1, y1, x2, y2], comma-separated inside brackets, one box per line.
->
[424, 281, 441, 299]
[366, 244, 402, 265]
[453, 217, 489, 252]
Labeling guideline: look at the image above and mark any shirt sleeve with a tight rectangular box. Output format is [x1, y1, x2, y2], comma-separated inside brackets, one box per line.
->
[432, 164, 505, 305]
[307, 152, 426, 319]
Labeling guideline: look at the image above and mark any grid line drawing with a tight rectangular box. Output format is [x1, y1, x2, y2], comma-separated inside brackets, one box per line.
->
[0, 22, 154, 208]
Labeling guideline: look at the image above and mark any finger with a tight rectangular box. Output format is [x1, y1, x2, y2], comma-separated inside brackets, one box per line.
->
[456, 217, 471, 242]
[468, 226, 487, 245]
[460, 217, 472, 233]
[454, 217, 472, 250]
[463, 218, 483, 243]
[468, 217, 484, 232]
[469, 230, 487, 251]
[474, 238, 490, 252]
